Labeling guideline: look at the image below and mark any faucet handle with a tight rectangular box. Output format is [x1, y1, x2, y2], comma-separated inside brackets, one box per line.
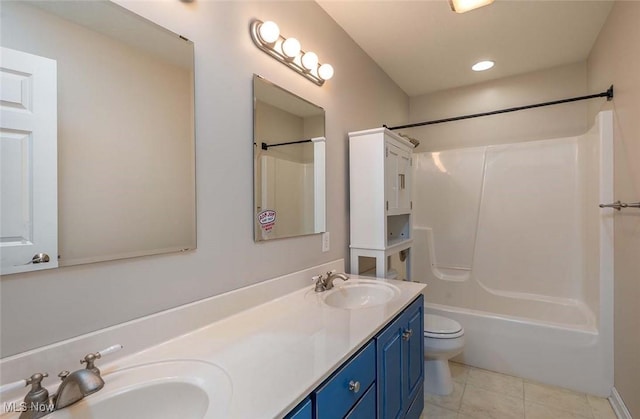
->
[26, 372, 48, 388]
[0, 372, 49, 397]
[312, 274, 326, 292]
[81, 344, 123, 375]
[23, 373, 50, 406]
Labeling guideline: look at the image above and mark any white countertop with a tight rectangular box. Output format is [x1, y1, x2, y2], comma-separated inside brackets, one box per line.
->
[99, 276, 425, 418]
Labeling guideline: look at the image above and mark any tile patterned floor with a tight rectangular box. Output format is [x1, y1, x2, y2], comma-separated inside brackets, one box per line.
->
[420, 362, 617, 419]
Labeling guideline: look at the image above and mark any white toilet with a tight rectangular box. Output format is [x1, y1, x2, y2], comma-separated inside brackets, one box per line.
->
[423, 314, 465, 395]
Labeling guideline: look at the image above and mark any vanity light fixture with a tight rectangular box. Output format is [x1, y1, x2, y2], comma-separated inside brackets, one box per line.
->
[472, 60, 495, 71]
[449, 0, 494, 13]
[250, 19, 334, 86]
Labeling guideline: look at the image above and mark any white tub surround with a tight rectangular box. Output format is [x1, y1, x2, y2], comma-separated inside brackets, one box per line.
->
[0, 260, 425, 418]
[412, 111, 614, 396]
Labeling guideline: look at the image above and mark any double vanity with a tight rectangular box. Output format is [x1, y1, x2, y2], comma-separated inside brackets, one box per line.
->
[1, 267, 425, 419]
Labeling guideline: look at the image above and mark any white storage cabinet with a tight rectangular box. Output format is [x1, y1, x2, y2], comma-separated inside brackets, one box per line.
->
[349, 128, 413, 279]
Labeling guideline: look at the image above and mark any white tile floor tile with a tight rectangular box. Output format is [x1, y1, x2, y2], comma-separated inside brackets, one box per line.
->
[587, 395, 618, 419]
[524, 381, 594, 418]
[459, 384, 524, 419]
[425, 380, 466, 411]
[419, 402, 459, 419]
[466, 367, 524, 399]
[525, 401, 593, 419]
[450, 361, 471, 384]
[421, 362, 615, 419]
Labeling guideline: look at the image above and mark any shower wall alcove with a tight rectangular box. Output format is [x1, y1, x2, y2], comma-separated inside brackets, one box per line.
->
[407, 111, 614, 396]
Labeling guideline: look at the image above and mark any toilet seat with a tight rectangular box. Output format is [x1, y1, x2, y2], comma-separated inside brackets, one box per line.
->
[424, 314, 464, 339]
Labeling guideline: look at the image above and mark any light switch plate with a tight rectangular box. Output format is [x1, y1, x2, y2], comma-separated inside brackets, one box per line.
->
[322, 232, 330, 252]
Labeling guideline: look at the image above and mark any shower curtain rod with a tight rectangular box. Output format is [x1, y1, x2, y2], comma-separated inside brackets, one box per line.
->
[385, 85, 614, 131]
[261, 138, 311, 150]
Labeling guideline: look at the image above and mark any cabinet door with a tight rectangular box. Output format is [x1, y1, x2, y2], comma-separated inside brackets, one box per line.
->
[385, 143, 412, 214]
[376, 295, 424, 419]
[376, 314, 405, 419]
[403, 297, 424, 409]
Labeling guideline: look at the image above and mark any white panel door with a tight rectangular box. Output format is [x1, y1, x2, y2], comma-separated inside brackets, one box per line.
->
[1, 47, 58, 274]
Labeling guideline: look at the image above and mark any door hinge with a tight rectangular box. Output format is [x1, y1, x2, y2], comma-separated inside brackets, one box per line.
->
[386, 201, 389, 211]
[410, 201, 413, 210]
[385, 147, 389, 157]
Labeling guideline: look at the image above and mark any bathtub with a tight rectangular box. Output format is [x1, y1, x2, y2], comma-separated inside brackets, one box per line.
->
[424, 302, 610, 396]
[412, 111, 614, 397]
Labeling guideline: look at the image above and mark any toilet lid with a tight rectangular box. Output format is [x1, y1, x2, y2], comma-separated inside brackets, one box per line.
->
[424, 314, 463, 334]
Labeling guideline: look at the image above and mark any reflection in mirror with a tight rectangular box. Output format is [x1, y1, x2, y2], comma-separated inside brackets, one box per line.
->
[253, 75, 326, 241]
[0, 1, 196, 270]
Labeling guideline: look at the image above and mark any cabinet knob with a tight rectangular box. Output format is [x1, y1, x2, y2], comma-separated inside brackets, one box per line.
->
[402, 328, 413, 341]
[348, 380, 361, 393]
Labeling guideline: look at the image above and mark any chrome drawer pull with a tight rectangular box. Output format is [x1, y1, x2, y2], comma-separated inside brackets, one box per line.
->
[348, 380, 361, 393]
[402, 329, 413, 341]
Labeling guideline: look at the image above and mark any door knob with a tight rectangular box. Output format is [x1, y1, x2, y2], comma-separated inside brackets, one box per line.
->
[27, 253, 50, 264]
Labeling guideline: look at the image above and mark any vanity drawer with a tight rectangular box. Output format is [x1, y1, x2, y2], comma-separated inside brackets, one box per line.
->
[314, 340, 376, 418]
[284, 397, 312, 419]
[345, 383, 376, 419]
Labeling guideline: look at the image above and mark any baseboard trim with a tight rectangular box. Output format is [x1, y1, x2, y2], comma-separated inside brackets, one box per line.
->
[609, 387, 632, 419]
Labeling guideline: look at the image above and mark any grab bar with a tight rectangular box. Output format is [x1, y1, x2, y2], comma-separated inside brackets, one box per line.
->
[599, 201, 640, 211]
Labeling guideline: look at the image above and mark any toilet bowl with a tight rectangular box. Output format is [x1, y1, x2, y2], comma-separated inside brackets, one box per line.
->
[423, 314, 465, 395]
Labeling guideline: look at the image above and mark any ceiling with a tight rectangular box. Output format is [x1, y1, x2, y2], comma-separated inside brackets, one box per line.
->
[317, 0, 613, 97]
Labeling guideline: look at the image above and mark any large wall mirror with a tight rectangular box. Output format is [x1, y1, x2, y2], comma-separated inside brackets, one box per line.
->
[253, 75, 326, 241]
[1, 1, 196, 273]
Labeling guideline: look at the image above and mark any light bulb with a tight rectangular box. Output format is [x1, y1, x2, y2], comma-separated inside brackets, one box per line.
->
[282, 38, 301, 58]
[318, 63, 334, 80]
[301, 52, 319, 71]
[472, 60, 494, 71]
[258, 21, 280, 44]
[450, 0, 494, 13]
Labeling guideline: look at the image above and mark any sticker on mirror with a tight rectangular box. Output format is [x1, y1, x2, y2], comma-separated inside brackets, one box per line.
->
[258, 210, 277, 232]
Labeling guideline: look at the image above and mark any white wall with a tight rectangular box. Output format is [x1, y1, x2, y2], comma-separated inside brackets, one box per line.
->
[0, 1, 408, 357]
[587, 2, 640, 415]
[406, 62, 589, 152]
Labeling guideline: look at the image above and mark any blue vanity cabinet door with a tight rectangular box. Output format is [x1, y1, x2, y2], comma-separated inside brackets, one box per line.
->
[376, 313, 405, 419]
[404, 296, 424, 410]
[404, 382, 424, 419]
[285, 397, 312, 419]
[376, 295, 425, 419]
[314, 340, 376, 419]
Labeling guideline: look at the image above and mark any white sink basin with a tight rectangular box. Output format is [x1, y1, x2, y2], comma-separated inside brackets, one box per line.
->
[48, 360, 232, 419]
[322, 280, 401, 309]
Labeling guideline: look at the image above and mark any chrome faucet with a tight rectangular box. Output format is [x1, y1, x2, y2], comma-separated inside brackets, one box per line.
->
[52, 368, 104, 411]
[313, 270, 349, 292]
[3, 345, 123, 419]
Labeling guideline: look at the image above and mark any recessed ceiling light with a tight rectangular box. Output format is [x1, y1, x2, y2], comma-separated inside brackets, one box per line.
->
[472, 60, 495, 71]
